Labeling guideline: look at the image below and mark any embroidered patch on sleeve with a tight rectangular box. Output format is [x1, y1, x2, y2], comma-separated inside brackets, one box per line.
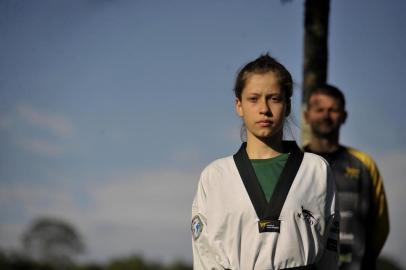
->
[191, 215, 203, 240]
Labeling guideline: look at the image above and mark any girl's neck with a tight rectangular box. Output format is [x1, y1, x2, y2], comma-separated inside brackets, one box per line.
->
[246, 133, 284, 159]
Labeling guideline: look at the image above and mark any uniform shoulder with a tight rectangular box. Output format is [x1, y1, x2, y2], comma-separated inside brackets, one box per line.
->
[200, 155, 235, 178]
[303, 151, 330, 168]
[300, 152, 335, 202]
[345, 146, 378, 169]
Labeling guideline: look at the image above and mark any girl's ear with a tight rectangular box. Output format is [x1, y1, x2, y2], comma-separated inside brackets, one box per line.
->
[235, 98, 243, 117]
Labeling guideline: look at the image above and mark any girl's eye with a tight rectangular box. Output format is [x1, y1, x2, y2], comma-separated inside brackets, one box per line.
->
[248, 97, 258, 102]
[270, 96, 282, 102]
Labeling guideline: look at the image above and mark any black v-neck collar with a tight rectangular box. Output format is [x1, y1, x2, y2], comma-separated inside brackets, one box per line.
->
[233, 141, 304, 220]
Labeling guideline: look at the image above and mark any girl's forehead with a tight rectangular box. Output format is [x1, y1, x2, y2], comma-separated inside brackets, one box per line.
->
[243, 72, 281, 92]
[244, 71, 277, 81]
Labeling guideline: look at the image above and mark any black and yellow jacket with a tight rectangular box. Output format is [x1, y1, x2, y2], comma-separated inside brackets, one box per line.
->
[304, 145, 389, 270]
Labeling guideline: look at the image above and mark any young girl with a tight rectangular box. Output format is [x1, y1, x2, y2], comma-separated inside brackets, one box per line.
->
[191, 54, 339, 270]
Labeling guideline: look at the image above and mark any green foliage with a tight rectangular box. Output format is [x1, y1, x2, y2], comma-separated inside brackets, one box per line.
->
[164, 260, 193, 270]
[107, 255, 151, 270]
[3, 250, 406, 270]
[72, 263, 104, 270]
[0, 250, 192, 270]
[104, 255, 192, 270]
[0, 250, 54, 270]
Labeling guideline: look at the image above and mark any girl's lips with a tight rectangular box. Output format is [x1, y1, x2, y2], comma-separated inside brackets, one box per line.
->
[257, 120, 273, 127]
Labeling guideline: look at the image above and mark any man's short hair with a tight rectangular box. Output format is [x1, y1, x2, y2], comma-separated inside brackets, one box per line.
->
[308, 84, 346, 109]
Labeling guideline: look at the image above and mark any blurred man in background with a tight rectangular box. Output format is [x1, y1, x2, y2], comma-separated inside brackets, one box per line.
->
[304, 84, 389, 270]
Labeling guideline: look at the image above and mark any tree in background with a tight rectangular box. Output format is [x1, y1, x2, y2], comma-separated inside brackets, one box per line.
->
[301, 0, 330, 144]
[21, 217, 85, 268]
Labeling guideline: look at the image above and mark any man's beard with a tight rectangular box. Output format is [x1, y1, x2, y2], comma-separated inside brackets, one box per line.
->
[311, 120, 339, 138]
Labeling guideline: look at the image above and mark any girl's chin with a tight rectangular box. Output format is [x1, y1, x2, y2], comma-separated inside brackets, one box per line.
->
[252, 132, 282, 141]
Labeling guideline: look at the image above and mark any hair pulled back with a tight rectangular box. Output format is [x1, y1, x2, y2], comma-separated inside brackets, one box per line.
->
[233, 54, 293, 111]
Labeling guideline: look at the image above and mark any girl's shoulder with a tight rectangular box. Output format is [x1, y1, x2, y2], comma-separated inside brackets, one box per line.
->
[201, 155, 236, 177]
[197, 154, 243, 189]
[300, 152, 333, 185]
[302, 151, 330, 169]
[301, 152, 336, 192]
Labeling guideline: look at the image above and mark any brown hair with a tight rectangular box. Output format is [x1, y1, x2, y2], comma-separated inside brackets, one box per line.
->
[233, 53, 293, 115]
[308, 84, 346, 109]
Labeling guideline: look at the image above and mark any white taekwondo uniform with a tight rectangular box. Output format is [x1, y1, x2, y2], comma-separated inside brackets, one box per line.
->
[191, 142, 339, 270]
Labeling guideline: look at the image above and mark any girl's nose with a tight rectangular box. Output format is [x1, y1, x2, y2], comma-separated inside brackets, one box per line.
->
[259, 99, 271, 115]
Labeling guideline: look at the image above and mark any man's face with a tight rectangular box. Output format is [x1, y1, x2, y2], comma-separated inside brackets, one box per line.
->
[305, 93, 347, 138]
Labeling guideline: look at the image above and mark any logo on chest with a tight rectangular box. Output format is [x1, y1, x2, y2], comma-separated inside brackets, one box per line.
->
[297, 206, 317, 225]
[258, 219, 281, 233]
[344, 166, 360, 179]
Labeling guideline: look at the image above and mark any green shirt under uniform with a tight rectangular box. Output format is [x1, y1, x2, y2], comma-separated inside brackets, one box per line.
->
[250, 153, 289, 202]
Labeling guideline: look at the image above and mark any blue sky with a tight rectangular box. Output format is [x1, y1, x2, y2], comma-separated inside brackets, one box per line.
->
[1, 0, 406, 266]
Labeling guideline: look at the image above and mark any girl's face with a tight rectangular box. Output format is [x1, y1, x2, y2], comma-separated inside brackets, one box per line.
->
[236, 71, 287, 141]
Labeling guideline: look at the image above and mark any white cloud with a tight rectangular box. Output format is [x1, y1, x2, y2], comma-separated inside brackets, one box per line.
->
[0, 224, 25, 251]
[0, 103, 77, 156]
[81, 170, 198, 262]
[0, 169, 199, 263]
[17, 103, 75, 138]
[15, 138, 64, 157]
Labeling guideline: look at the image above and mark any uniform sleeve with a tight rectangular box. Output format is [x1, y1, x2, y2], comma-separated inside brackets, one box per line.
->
[347, 149, 390, 270]
[348, 149, 390, 265]
[316, 164, 340, 270]
[191, 171, 225, 270]
[364, 159, 390, 263]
